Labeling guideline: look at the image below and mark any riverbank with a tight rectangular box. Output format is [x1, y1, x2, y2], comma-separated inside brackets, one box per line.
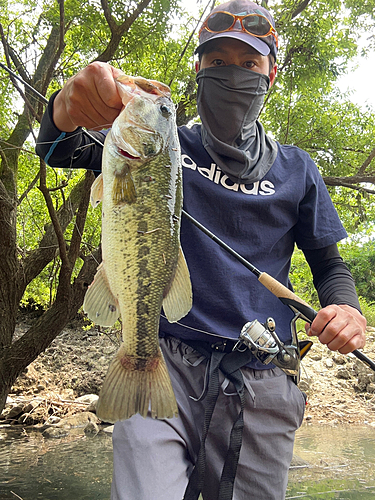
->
[2, 317, 375, 428]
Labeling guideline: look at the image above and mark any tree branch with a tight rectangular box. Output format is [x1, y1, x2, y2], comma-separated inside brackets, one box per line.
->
[357, 146, 375, 176]
[68, 171, 95, 264]
[324, 175, 375, 194]
[100, 0, 117, 31]
[21, 173, 92, 292]
[291, 0, 313, 19]
[38, 159, 69, 269]
[95, 0, 152, 62]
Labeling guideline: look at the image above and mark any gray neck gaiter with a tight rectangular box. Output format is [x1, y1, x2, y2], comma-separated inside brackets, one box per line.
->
[196, 65, 278, 184]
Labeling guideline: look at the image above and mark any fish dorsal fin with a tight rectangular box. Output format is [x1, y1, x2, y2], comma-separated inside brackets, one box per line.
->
[163, 246, 192, 323]
[113, 171, 137, 205]
[83, 263, 120, 327]
[90, 173, 103, 208]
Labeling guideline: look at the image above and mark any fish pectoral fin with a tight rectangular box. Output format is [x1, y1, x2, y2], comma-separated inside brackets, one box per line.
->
[162, 246, 192, 323]
[90, 173, 103, 208]
[83, 263, 120, 327]
[113, 171, 137, 204]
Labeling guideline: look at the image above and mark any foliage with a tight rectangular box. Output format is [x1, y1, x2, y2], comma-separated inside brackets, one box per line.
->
[0, 0, 201, 412]
[357, 298, 375, 327]
[290, 247, 319, 309]
[340, 240, 375, 303]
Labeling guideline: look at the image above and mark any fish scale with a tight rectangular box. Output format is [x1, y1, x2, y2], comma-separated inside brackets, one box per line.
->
[83, 75, 192, 422]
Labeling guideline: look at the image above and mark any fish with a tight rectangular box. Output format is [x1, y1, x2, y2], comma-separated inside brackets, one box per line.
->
[83, 74, 192, 423]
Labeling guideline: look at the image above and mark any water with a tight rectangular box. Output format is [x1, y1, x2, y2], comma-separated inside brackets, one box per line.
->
[0, 428, 113, 499]
[1, 424, 375, 499]
[287, 425, 375, 499]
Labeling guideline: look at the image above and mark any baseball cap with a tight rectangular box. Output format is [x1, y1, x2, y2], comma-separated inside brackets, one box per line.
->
[196, 0, 278, 60]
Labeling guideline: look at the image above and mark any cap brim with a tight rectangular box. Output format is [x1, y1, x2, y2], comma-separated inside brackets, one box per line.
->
[195, 31, 271, 56]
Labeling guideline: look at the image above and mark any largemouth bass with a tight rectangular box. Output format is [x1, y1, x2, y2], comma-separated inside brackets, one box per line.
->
[83, 75, 192, 423]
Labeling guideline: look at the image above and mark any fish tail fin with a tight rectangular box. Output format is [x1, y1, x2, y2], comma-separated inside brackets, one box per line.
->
[96, 344, 178, 423]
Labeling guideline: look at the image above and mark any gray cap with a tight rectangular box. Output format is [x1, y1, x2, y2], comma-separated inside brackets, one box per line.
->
[196, 0, 277, 59]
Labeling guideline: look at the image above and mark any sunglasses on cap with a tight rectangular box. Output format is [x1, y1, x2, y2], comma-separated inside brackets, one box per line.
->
[199, 11, 278, 49]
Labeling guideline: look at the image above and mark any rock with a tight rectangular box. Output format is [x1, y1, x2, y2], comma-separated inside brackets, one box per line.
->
[367, 383, 375, 393]
[298, 380, 310, 392]
[56, 411, 99, 429]
[75, 394, 99, 405]
[43, 427, 69, 438]
[6, 404, 25, 419]
[5, 396, 14, 405]
[325, 359, 334, 368]
[310, 353, 322, 361]
[84, 421, 100, 436]
[336, 367, 352, 380]
[332, 354, 346, 365]
[103, 425, 114, 434]
[75, 394, 99, 413]
[87, 400, 97, 413]
[46, 416, 61, 425]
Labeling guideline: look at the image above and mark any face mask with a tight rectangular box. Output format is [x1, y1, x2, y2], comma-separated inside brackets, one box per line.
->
[196, 65, 278, 183]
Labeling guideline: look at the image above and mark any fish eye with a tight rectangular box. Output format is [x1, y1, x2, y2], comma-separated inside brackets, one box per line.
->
[160, 104, 172, 117]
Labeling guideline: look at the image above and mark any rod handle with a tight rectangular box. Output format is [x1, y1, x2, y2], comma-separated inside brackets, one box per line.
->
[258, 272, 311, 308]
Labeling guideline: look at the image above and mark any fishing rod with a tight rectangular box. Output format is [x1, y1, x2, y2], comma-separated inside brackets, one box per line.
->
[3, 61, 374, 372]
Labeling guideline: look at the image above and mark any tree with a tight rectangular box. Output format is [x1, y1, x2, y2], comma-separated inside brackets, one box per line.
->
[0, 0, 375, 416]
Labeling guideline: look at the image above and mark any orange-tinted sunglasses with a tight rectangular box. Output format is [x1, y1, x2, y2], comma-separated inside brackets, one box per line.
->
[200, 11, 278, 49]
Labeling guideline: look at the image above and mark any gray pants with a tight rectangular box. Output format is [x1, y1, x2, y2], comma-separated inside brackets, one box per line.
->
[111, 336, 305, 500]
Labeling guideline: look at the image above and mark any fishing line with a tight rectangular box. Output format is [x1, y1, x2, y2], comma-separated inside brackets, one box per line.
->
[35, 130, 95, 146]
[160, 313, 234, 341]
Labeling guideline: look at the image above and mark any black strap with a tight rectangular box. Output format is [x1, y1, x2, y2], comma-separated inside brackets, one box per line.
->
[182, 341, 253, 500]
[218, 351, 250, 500]
[183, 349, 226, 500]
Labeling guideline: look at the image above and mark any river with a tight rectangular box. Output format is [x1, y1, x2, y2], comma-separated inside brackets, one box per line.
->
[1, 424, 375, 499]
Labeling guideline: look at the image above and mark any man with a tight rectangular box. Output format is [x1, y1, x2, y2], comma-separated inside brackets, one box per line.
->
[36, 1, 366, 499]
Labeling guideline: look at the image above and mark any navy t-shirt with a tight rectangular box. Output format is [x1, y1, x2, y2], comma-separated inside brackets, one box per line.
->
[158, 124, 347, 357]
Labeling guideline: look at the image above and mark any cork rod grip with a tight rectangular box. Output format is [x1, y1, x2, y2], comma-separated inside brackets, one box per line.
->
[258, 272, 311, 308]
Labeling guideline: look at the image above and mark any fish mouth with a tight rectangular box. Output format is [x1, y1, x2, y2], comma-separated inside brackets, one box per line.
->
[112, 120, 157, 161]
[117, 147, 141, 160]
